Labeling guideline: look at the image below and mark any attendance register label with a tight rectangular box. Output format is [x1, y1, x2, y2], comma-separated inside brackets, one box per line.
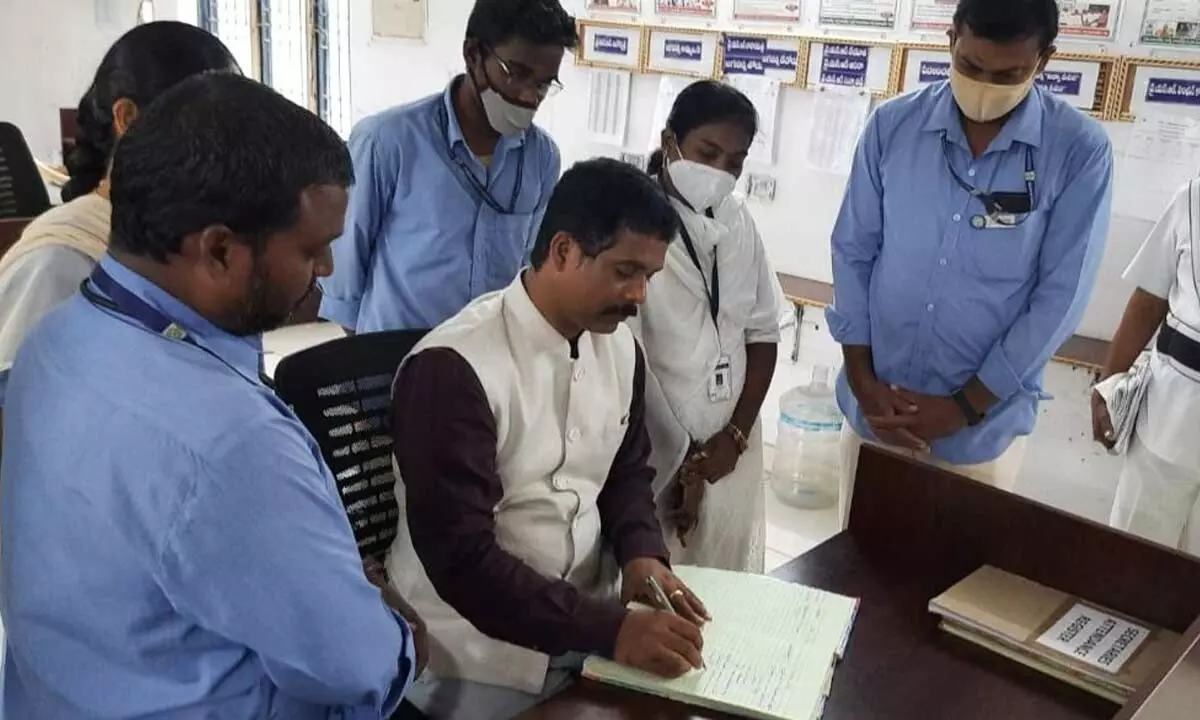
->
[1035, 602, 1151, 674]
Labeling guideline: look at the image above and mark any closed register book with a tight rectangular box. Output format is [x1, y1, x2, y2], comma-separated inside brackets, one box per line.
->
[929, 565, 1179, 703]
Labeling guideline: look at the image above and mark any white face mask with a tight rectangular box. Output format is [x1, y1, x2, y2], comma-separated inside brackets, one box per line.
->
[949, 66, 1037, 123]
[479, 87, 537, 136]
[666, 155, 736, 212]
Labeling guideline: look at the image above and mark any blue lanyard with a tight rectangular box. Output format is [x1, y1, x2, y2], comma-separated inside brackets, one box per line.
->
[436, 92, 525, 215]
[80, 266, 272, 389]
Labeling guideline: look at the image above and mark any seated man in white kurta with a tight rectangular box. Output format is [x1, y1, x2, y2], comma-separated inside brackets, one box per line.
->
[386, 158, 711, 720]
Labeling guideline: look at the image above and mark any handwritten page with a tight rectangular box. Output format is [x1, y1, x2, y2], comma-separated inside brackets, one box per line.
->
[583, 566, 858, 720]
[726, 75, 781, 166]
[806, 86, 873, 176]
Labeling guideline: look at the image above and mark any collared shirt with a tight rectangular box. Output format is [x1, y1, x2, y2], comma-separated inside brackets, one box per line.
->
[0, 247, 94, 406]
[1, 256, 415, 718]
[1125, 182, 1200, 470]
[827, 82, 1113, 465]
[318, 79, 561, 333]
[0, 193, 112, 407]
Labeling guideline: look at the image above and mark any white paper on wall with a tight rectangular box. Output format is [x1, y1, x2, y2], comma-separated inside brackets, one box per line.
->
[373, 0, 426, 39]
[586, 69, 632, 147]
[647, 75, 698, 154]
[1114, 113, 1200, 223]
[806, 86, 872, 176]
[726, 75, 781, 166]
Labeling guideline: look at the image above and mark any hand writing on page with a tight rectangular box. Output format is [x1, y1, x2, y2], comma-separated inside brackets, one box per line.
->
[621, 558, 711, 626]
[614, 609, 705, 678]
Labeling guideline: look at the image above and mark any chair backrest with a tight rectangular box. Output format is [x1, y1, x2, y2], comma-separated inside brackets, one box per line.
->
[273, 329, 428, 560]
[0, 122, 51, 220]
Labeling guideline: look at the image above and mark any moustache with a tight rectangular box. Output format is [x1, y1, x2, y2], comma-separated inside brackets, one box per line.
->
[601, 304, 638, 319]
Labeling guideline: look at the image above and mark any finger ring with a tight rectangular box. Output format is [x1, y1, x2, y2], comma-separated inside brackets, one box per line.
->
[670, 589, 685, 598]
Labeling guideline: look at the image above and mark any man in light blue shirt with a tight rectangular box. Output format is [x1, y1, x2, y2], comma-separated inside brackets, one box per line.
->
[319, 0, 577, 333]
[0, 74, 420, 717]
[828, 0, 1113, 517]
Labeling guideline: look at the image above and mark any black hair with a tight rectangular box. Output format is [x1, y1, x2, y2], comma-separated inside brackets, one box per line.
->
[646, 80, 759, 176]
[109, 73, 353, 263]
[62, 21, 239, 203]
[953, 0, 1060, 51]
[465, 0, 578, 50]
[530, 158, 677, 269]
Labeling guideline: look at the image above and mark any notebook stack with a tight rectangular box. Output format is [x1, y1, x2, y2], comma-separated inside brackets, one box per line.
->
[929, 565, 1179, 703]
[583, 566, 859, 720]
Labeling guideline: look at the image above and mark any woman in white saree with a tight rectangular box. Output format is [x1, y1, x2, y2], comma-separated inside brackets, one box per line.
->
[633, 80, 783, 572]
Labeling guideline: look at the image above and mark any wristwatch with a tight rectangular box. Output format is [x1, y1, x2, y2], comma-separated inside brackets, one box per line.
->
[952, 389, 984, 427]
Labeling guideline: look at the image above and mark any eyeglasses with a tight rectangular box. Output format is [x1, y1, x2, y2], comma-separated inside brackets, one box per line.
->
[489, 51, 564, 99]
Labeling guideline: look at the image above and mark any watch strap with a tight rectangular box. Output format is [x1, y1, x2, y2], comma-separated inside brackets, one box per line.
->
[952, 389, 983, 427]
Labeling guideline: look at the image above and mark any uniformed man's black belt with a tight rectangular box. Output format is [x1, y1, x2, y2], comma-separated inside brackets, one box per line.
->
[1157, 324, 1200, 374]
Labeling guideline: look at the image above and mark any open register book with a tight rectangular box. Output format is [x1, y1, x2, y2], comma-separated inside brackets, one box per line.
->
[930, 565, 1179, 704]
[582, 566, 858, 720]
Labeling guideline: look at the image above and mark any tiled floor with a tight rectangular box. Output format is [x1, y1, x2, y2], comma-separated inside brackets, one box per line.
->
[764, 491, 839, 571]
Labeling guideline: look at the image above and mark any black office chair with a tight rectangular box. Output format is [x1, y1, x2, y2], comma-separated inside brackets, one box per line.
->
[273, 328, 429, 562]
[274, 329, 431, 720]
[0, 122, 51, 219]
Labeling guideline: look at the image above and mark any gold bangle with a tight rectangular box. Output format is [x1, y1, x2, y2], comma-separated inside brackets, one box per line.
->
[725, 423, 749, 454]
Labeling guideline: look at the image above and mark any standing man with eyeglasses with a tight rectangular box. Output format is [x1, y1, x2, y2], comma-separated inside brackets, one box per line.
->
[828, 0, 1113, 523]
[319, 0, 577, 334]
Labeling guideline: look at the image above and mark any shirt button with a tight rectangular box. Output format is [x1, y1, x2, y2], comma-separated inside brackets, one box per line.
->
[567, 428, 580, 442]
[939, 258, 948, 266]
[573, 368, 584, 382]
[553, 477, 567, 490]
[953, 213, 962, 222]
[926, 304, 935, 312]
[967, 168, 977, 177]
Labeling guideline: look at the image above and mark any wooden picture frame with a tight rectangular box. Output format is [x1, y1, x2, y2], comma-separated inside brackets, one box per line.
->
[804, 36, 896, 97]
[888, 42, 950, 95]
[718, 31, 805, 87]
[576, 19, 647, 72]
[1110, 56, 1200, 122]
[645, 25, 721, 79]
[888, 44, 1117, 117]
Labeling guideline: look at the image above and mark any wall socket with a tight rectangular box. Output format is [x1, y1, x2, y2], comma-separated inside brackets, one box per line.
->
[747, 173, 777, 202]
[618, 152, 647, 170]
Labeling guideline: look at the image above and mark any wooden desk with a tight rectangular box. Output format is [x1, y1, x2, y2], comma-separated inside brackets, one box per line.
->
[520, 447, 1200, 719]
[775, 272, 1112, 372]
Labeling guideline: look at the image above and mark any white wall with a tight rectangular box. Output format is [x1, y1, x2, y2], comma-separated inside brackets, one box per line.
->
[0, 0, 191, 165]
[0, 0, 1179, 513]
[341, 0, 1200, 342]
[3, 0, 1189, 341]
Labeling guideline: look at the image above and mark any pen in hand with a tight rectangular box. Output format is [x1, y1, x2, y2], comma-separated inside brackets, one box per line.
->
[647, 576, 705, 669]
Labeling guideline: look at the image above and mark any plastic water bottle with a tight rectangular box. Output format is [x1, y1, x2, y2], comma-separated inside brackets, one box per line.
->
[770, 365, 844, 509]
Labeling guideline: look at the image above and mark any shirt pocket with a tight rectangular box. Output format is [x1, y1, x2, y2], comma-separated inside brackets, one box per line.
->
[480, 210, 536, 289]
[960, 210, 1048, 282]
